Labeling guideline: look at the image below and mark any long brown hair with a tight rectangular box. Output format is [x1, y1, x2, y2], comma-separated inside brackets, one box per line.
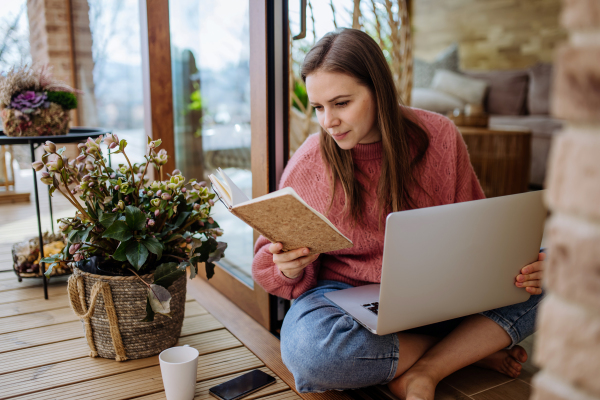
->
[301, 28, 430, 225]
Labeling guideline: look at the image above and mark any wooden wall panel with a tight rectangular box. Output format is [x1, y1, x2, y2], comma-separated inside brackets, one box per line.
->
[412, 0, 567, 70]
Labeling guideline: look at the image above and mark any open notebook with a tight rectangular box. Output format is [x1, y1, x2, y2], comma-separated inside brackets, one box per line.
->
[209, 168, 353, 255]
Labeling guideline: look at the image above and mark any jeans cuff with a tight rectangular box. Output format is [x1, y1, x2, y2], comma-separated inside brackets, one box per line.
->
[381, 332, 400, 385]
[479, 310, 520, 348]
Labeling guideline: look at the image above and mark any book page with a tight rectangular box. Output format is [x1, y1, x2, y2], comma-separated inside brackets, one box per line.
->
[208, 173, 232, 208]
[218, 168, 250, 206]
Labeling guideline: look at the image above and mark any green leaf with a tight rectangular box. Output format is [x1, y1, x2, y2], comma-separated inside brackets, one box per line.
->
[193, 238, 218, 260]
[153, 262, 185, 289]
[153, 262, 178, 281]
[147, 284, 171, 316]
[126, 241, 148, 270]
[41, 254, 62, 264]
[112, 241, 129, 262]
[188, 257, 201, 279]
[43, 262, 59, 278]
[173, 211, 191, 228]
[164, 233, 183, 243]
[207, 242, 227, 264]
[125, 206, 146, 231]
[85, 200, 97, 220]
[99, 211, 118, 228]
[119, 139, 128, 151]
[205, 262, 216, 280]
[141, 237, 163, 260]
[142, 296, 156, 322]
[69, 225, 93, 243]
[56, 146, 66, 155]
[188, 264, 197, 279]
[102, 221, 133, 241]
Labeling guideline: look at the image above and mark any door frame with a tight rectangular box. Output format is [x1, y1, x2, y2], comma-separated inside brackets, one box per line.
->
[140, 0, 289, 331]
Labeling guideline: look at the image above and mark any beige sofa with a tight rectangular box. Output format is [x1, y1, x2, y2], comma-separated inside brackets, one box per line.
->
[413, 63, 562, 188]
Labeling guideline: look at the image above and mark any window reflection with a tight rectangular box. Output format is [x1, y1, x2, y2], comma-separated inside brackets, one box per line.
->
[170, 0, 253, 284]
[83, 0, 147, 166]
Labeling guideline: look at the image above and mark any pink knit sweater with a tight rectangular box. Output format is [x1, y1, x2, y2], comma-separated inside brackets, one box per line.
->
[252, 108, 485, 300]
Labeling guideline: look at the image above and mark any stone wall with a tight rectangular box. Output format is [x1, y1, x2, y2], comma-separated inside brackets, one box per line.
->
[412, 0, 568, 70]
[530, 0, 600, 399]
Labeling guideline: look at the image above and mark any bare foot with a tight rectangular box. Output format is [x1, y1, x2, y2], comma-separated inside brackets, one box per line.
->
[388, 367, 438, 400]
[474, 345, 528, 378]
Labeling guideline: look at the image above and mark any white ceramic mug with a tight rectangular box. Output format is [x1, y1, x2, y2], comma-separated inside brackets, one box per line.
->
[159, 345, 199, 400]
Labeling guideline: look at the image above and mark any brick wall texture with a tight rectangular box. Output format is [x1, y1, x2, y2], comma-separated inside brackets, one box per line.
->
[26, 0, 97, 126]
[530, 0, 600, 399]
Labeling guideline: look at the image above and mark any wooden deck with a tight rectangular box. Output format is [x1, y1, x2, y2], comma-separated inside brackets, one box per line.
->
[0, 170, 539, 400]
[0, 270, 301, 400]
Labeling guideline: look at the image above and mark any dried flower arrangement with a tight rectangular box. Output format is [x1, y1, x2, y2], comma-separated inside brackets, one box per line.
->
[0, 65, 78, 136]
[36, 134, 227, 321]
[12, 233, 71, 278]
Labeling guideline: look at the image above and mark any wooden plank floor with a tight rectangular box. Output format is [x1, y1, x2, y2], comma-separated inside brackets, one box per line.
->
[0, 270, 301, 400]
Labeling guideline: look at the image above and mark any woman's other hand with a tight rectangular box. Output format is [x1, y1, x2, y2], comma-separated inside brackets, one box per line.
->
[515, 252, 546, 295]
[269, 242, 320, 279]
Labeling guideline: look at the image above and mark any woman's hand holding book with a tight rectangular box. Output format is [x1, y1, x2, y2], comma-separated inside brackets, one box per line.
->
[269, 242, 320, 279]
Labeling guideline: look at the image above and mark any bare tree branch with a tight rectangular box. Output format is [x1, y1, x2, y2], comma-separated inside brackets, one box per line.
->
[308, 0, 317, 44]
[353, 0, 362, 29]
[370, 0, 385, 49]
[330, 0, 338, 29]
[398, 0, 412, 104]
[384, 0, 402, 97]
[0, 6, 26, 65]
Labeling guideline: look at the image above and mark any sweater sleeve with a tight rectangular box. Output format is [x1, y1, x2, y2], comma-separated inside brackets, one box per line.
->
[250, 134, 322, 299]
[454, 126, 486, 202]
[252, 235, 320, 299]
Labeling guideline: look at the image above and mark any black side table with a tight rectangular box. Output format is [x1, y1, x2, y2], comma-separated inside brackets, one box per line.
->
[0, 128, 112, 299]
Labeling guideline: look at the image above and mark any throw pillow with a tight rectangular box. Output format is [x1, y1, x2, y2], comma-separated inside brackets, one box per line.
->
[528, 63, 553, 115]
[462, 70, 529, 115]
[411, 88, 466, 115]
[431, 69, 488, 105]
[413, 43, 459, 88]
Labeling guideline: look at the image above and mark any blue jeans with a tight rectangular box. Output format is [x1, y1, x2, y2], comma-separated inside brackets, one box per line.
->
[280, 280, 544, 393]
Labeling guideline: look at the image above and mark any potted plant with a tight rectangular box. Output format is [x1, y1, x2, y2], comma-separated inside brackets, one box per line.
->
[0, 65, 78, 136]
[36, 134, 226, 361]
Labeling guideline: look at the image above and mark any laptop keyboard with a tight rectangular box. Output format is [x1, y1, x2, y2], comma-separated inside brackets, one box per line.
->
[362, 302, 379, 315]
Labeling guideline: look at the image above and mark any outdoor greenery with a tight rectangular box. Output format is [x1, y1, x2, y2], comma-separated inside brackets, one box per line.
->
[35, 134, 226, 321]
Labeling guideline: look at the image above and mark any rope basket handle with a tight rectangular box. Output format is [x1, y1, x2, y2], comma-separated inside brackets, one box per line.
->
[68, 274, 128, 361]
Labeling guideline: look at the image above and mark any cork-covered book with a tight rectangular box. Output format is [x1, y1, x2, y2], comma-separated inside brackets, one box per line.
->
[209, 168, 353, 255]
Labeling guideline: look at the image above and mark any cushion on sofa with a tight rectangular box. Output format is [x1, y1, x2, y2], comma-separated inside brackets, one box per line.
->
[431, 70, 488, 105]
[413, 43, 459, 88]
[528, 63, 553, 115]
[463, 69, 529, 116]
[411, 87, 466, 114]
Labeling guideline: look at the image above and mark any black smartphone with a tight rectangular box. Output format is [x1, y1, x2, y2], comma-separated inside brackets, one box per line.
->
[209, 370, 277, 400]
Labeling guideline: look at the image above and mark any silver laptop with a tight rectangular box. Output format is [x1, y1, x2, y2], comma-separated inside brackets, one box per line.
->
[324, 190, 547, 336]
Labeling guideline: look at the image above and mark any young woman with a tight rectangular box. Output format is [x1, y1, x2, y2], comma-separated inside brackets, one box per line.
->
[251, 29, 545, 400]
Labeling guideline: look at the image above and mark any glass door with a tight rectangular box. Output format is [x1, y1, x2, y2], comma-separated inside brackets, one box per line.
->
[170, 0, 254, 285]
[162, 0, 288, 331]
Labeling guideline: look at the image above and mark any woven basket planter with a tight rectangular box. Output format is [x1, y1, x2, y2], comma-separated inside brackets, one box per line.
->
[1, 103, 70, 137]
[69, 267, 186, 361]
